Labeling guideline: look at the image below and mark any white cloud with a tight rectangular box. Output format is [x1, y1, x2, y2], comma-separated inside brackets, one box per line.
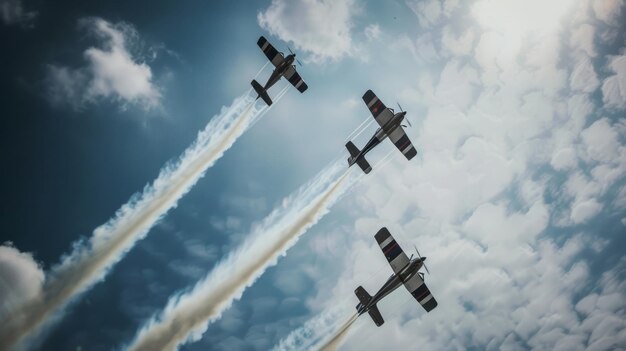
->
[46, 17, 161, 111]
[406, 0, 442, 27]
[0, 244, 44, 321]
[551, 147, 578, 171]
[181, 240, 220, 262]
[602, 54, 626, 109]
[257, 0, 357, 63]
[0, 0, 36, 26]
[570, 199, 603, 223]
[363, 24, 380, 41]
[581, 118, 623, 164]
[441, 26, 476, 56]
[592, 0, 624, 24]
[434, 60, 479, 109]
[570, 56, 600, 93]
[273, 269, 309, 295]
[570, 23, 596, 57]
[472, 0, 576, 42]
[393, 33, 440, 64]
[614, 185, 626, 210]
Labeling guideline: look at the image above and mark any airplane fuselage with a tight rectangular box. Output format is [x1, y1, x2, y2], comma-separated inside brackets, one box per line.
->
[357, 258, 423, 315]
[262, 54, 296, 91]
[349, 111, 407, 167]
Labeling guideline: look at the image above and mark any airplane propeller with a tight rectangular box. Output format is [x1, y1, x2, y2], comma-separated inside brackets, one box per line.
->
[288, 46, 304, 66]
[414, 244, 430, 275]
[398, 102, 412, 128]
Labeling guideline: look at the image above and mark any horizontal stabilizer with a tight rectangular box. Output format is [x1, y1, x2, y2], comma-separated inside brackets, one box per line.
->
[346, 141, 360, 158]
[345, 141, 372, 174]
[368, 304, 384, 327]
[251, 80, 273, 106]
[355, 286, 371, 306]
[357, 157, 372, 174]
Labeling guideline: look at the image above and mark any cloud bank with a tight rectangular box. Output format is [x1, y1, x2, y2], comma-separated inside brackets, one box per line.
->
[274, 0, 626, 350]
[46, 18, 161, 110]
[258, 0, 358, 63]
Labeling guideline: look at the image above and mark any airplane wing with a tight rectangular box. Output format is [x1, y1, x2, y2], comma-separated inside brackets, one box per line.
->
[258, 36, 284, 67]
[375, 227, 410, 275]
[283, 66, 308, 93]
[402, 271, 438, 312]
[387, 125, 417, 160]
[363, 89, 394, 127]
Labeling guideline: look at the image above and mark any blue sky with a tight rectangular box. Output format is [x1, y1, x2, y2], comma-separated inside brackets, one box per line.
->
[1, 0, 626, 350]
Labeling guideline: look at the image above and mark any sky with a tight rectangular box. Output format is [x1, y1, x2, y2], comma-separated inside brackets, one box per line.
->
[0, 0, 625, 350]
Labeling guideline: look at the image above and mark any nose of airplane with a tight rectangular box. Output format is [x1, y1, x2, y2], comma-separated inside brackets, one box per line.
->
[421, 257, 427, 261]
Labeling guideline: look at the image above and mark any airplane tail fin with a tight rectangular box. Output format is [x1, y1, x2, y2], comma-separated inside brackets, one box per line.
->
[355, 286, 371, 307]
[354, 286, 384, 326]
[346, 141, 371, 174]
[368, 305, 385, 327]
[251, 80, 272, 106]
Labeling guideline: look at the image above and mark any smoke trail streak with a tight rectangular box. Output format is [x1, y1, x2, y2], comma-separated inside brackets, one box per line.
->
[248, 84, 290, 130]
[344, 116, 375, 143]
[0, 91, 271, 350]
[254, 61, 270, 79]
[351, 147, 397, 189]
[246, 62, 271, 96]
[272, 305, 354, 351]
[126, 161, 357, 351]
[344, 117, 369, 141]
[374, 149, 398, 169]
[316, 313, 359, 351]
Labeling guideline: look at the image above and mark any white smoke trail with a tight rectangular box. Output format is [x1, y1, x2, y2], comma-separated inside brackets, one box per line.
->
[272, 305, 355, 351]
[316, 313, 359, 351]
[125, 160, 357, 351]
[344, 116, 375, 143]
[0, 87, 283, 350]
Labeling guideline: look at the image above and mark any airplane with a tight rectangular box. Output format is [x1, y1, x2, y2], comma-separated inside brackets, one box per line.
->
[346, 90, 417, 174]
[252, 36, 308, 106]
[355, 227, 437, 327]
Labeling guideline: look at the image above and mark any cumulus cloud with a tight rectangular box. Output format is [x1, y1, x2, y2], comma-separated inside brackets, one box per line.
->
[257, 0, 357, 63]
[441, 26, 476, 56]
[570, 199, 603, 223]
[551, 147, 578, 171]
[0, 244, 44, 321]
[46, 17, 161, 111]
[602, 54, 626, 109]
[363, 24, 380, 41]
[592, 0, 624, 24]
[570, 23, 596, 58]
[406, 0, 442, 27]
[570, 56, 600, 93]
[0, 0, 36, 26]
[580, 118, 623, 164]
